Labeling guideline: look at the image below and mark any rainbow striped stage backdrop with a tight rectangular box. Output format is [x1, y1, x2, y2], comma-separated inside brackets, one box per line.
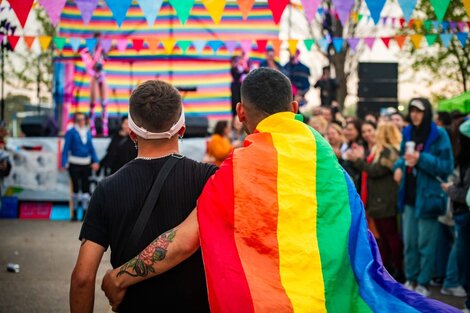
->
[197, 112, 460, 313]
[55, 1, 279, 126]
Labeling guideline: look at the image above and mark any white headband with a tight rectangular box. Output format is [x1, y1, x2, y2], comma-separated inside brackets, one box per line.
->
[128, 107, 185, 140]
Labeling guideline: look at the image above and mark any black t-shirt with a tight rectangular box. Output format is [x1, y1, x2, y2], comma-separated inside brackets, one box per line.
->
[79, 156, 217, 313]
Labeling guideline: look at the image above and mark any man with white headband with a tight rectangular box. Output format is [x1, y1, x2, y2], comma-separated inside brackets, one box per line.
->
[70, 80, 217, 313]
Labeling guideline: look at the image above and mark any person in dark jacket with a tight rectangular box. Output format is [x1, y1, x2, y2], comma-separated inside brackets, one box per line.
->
[230, 55, 249, 117]
[350, 121, 404, 281]
[393, 98, 454, 297]
[101, 116, 137, 175]
[441, 117, 470, 308]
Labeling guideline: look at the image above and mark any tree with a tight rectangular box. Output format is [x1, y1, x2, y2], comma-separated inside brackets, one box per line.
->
[5, 6, 54, 103]
[285, 0, 364, 111]
[400, 0, 469, 97]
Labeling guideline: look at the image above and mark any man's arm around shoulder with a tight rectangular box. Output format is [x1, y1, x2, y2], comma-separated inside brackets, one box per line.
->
[70, 240, 106, 313]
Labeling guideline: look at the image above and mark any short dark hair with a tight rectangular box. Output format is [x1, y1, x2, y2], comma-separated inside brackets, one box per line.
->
[213, 121, 228, 136]
[129, 80, 182, 133]
[241, 68, 292, 115]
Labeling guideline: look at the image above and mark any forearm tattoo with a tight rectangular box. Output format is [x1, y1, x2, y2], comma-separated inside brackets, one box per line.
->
[117, 229, 177, 277]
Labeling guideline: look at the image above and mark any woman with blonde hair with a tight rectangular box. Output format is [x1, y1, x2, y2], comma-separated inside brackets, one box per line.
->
[326, 123, 345, 159]
[349, 121, 404, 281]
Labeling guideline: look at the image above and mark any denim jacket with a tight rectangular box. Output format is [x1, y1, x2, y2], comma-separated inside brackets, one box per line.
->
[394, 123, 453, 218]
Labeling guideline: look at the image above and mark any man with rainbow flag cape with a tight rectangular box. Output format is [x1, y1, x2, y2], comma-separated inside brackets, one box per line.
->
[102, 68, 459, 313]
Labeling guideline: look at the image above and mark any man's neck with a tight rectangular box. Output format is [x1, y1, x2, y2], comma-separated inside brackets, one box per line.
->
[137, 139, 179, 158]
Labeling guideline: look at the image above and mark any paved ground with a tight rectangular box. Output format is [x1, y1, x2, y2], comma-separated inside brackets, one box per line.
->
[0, 220, 466, 313]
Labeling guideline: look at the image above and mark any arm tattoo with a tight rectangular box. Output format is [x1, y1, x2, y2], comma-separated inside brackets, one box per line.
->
[117, 229, 177, 277]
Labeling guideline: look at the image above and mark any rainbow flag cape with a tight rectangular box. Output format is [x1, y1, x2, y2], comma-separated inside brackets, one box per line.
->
[197, 112, 460, 313]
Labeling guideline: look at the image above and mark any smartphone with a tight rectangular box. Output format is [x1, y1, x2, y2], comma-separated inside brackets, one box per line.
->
[435, 176, 444, 183]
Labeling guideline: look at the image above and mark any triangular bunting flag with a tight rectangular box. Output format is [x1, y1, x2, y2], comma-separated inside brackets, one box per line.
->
[147, 38, 159, 52]
[161, 38, 177, 54]
[53, 37, 67, 51]
[237, 0, 255, 20]
[381, 37, 391, 48]
[270, 39, 281, 57]
[268, 0, 289, 24]
[85, 38, 97, 52]
[101, 39, 112, 54]
[75, 0, 99, 25]
[9, 0, 34, 28]
[137, 0, 163, 27]
[240, 40, 252, 55]
[256, 40, 268, 53]
[365, 0, 386, 25]
[358, 14, 364, 22]
[117, 39, 128, 52]
[440, 33, 452, 48]
[132, 38, 144, 52]
[38, 0, 66, 26]
[364, 37, 375, 50]
[391, 17, 396, 27]
[332, 37, 344, 53]
[399, 18, 405, 28]
[288, 39, 298, 55]
[224, 41, 238, 54]
[301, 0, 321, 23]
[319, 38, 329, 52]
[410, 34, 423, 48]
[70, 38, 81, 52]
[394, 35, 407, 49]
[425, 34, 438, 46]
[202, 0, 226, 24]
[169, 0, 195, 25]
[458, 22, 467, 32]
[7, 36, 20, 50]
[303, 39, 314, 51]
[430, 0, 450, 21]
[23, 36, 35, 50]
[432, 20, 440, 30]
[193, 40, 207, 54]
[38, 36, 52, 51]
[442, 21, 450, 31]
[347, 38, 360, 52]
[424, 20, 433, 32]
[0, 35, 4, 44]
[332, 0, 355, 26]
[105, 0, 132, 27]
[457, 32, 468, 47]
[414, 19, 423, 29]
[464, 0, 470, 18]
[207, 40, 224, 54]
[177, 40, 191, 54]
[397, 0, 417, 22]
[450, 21, 457, 32]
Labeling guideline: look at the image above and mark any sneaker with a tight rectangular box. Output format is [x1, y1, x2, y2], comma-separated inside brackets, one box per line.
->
[440, 286, 467, 297]
[404, 281, 415, 291]
[415, 285, 430, 297]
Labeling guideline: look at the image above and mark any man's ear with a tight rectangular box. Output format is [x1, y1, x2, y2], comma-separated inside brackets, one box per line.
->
[178, 125, 186, 137]
[129, 130, 137, 141]
[236, 102, 246, 122]
[290, 101, 299, 114]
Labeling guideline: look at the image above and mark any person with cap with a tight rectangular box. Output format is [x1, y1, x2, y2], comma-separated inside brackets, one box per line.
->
[314, 66, 339, 107]
[283, 49, 310, 101]
[70, 80, 217, 313]
[393, 98, 454, 297]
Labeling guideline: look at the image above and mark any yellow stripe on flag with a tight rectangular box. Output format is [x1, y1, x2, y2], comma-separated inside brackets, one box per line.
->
[257, 112, 327, 312]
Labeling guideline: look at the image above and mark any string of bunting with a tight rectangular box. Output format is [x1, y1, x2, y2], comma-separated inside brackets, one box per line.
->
[5, 30, 469, 56]
[2, 0, 469, 31]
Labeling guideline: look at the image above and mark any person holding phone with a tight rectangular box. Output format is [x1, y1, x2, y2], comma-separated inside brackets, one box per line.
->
[393, 98, 453, 297]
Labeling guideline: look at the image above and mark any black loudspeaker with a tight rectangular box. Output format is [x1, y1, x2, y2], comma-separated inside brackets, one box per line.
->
[357, 62, 398, 118]
[185, 116, 209, 138]
[357, 101, 398, 119]
[20, 115, 58, 137]
[358, 82, 398, 99]
[358, 62, 398, 81]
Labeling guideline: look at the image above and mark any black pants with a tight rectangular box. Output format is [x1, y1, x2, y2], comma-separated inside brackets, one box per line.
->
[69, 164, 91, 193]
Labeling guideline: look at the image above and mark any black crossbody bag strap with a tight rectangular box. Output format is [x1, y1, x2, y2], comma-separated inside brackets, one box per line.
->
[119, 154, 183, 261]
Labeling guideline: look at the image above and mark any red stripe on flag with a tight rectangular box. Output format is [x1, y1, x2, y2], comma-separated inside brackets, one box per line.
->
[198, 155, 254, 313]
